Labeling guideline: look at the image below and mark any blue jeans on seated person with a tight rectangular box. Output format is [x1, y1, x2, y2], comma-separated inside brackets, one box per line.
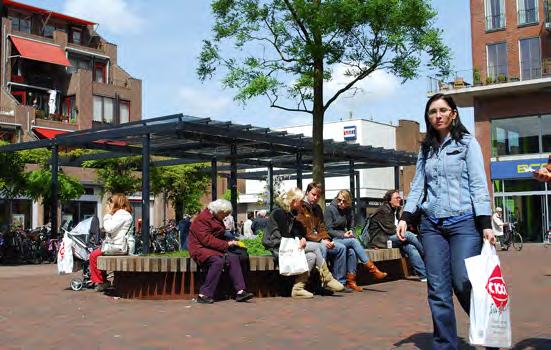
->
[333, 237, 371, 275]
[389, 231, 426, 279]
[318, 240, 347, 285]
[420, 216, 482, 350]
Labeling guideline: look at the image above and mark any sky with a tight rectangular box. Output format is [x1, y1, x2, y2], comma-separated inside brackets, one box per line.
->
[20, 0, 475, 133]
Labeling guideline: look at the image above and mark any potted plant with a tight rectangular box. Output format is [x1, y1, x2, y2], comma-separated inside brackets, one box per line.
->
[510, 75, 520, 82]
[497, 73, 507, 83]
[485, 75, 494, 85]
[473, 68, 482, 86]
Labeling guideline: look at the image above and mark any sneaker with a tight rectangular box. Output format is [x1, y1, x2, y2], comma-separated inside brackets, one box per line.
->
[235, 291, 254, 302]
[196, 294, 214, 304]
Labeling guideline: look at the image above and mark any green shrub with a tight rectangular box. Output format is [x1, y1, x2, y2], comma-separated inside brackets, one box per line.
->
[148, 250, 190, 257]
[242, 230, 271, 256]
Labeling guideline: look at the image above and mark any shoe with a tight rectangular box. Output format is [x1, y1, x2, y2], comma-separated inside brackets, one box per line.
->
[363, 261, 388, 280]
[235, 291, 254, 302]
[292, 272, 314, 299]
[196, 294, 214, 304]
[340, 287, 354, 293]
[318, 262, 345, 292]
[94, 281, 110, 292]
[345, 272, 363, 292]
[313, 286, 334, 296]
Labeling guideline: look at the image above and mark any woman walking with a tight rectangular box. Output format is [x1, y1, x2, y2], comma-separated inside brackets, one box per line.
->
[396, 94, 495, 350]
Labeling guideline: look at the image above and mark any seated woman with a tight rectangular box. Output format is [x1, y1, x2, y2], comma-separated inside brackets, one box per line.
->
[324, 189, 388, 292]
[89, 193, 133, 292]
[263, 188, 343, 298]
[188, 199, 253, 304]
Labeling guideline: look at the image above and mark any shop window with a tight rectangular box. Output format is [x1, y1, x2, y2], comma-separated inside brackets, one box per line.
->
[487, 42, 508, 81]
[62, 201, 97, 227]
[485, 0, 506, 30]
[542, 115, 551, 152]
[503, 178, 545, 192]
[0, 199, 32, 230]
[93, 95, 115, 124]
[517, 0, 538, 25]
[491, 116, 540, 156]
[520, 37, 541, 80]
[93, 62, 106, 83]
[120, 100, 130, 124]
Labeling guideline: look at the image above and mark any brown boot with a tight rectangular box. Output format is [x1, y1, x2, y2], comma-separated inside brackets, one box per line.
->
[363, 261, 388, 280]
[346, 273, 363, 292]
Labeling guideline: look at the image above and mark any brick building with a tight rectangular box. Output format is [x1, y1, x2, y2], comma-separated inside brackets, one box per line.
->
[435, 0, 551, 242]
[0, 0, 143, 230]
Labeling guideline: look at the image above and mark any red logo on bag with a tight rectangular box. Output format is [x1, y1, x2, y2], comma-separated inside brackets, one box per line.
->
[485, 265, 508, 310]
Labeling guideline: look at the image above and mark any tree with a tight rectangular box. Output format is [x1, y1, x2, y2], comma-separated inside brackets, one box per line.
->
[198, 0, 451, 194]
[0, 141, 27, 199]
[82, 156, 142, 196]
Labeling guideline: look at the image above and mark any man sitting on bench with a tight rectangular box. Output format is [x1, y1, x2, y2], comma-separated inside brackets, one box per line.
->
[368, 190, 427, 282]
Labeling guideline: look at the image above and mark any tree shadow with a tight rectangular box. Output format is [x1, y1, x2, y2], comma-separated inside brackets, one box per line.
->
[512, 338, 551, 350]
[393, 333, 475, 349]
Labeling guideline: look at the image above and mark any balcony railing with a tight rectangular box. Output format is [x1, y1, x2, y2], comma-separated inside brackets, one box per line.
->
[486, 14, 505, 31]
[518, 8, 538, 25]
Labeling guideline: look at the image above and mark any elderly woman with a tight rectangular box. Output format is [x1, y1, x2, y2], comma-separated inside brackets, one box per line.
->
[264, 188, 342, 298]
[325, 189, 387, 292]
[89, 193, 133, 292]
[188, 199, 254, 304]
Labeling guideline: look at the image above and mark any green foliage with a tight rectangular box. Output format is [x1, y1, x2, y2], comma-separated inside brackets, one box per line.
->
[222, 188, 241, 202]
[25, 168, 85, 203]
[148, 250, 190, 257]
[82, 157, 142, 195]
[199, 0, 451, 186]
[0, 141, 26, 199]
[242, 230, 271, 256]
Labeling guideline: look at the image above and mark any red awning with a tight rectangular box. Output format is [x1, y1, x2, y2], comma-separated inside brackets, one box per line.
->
[5, 1, 96, 26]
[10, 36, 71, 67]
[33, 127, 69, 139]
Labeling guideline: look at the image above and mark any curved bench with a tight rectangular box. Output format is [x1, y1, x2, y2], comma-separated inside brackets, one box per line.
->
[97, 248, 410, 300]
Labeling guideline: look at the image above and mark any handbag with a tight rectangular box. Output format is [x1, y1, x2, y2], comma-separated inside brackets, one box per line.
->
[101, 220, 134, 256]
[278, 237, 309, 276]
[465, 241, 512, 348]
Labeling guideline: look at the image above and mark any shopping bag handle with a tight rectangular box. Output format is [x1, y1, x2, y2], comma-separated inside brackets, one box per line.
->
[481, 239, 497, 256]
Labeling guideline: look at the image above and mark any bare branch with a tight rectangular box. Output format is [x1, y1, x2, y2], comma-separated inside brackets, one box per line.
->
[267, 93, 312, 113]
[323, 65, 378, 112]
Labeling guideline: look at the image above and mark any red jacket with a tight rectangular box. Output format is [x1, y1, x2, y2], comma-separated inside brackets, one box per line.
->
[188, 208, 229, 264]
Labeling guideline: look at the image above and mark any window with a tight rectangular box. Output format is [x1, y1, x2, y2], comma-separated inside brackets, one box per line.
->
[67, 54, 92, 74]
[520, 37, 541, 80]
[93, 95, 114, 124]
[487, 42, 508, 80]
[93, 62, 106, 83]
[120, 100, 130, 124]
[491, 116, 540, 156]
[517, 0, 538, 25]
[542, 115, 551, 152]
[62, 96, 77, 123]
[42, 24, 55, 38]
[485, 0, 506, 30]
[70, 27, 82, 45]
[9, 14, 31, 33]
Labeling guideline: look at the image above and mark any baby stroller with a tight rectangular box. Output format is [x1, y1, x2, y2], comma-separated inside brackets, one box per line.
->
[62, 216, 100, 291]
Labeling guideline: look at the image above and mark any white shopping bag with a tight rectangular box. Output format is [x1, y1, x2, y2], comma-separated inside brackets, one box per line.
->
[57, 233, 74, 275]
[278, 237, 309, 276]
[465, 240, 512, 348]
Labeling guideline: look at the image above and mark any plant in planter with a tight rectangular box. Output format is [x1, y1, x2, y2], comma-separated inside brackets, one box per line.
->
[485, 76, 494, 85]
[35, 110, 46, 119]
[510, 75, 520, 82]
[497, 73, 507, 83]
[473, 68, 481, 86]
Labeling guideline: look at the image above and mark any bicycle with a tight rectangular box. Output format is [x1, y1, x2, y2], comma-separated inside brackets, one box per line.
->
[500, 222, 523, 251]
[544, 230, 551, 248]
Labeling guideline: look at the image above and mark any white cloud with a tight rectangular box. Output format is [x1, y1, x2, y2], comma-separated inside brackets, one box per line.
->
[63, 0, 144, 35]
[177, 87, 233, 117]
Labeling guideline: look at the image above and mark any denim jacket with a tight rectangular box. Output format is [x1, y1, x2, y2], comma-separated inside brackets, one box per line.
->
[403, 134, 491, 219]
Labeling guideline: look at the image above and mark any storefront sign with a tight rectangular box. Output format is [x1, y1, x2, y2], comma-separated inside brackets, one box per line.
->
[343, 125, 357, 141]
[490, 158, 548, 179]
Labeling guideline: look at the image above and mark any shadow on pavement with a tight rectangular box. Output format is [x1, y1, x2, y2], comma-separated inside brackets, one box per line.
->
[393, 333, 475, 349]
[513, 337, 551, 350]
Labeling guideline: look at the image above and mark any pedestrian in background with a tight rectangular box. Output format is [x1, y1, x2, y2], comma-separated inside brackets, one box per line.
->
[396, 94, 494, 350]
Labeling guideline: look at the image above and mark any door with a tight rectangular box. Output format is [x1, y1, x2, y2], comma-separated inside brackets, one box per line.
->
[501, 194, 545, 242]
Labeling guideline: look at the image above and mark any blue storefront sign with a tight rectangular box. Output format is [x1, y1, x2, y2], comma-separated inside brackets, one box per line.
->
[343, 125, 357, 141]
[490, 158, 548, 179]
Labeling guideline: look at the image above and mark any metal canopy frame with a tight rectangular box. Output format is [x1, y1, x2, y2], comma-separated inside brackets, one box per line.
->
[0, 113, 417, 253]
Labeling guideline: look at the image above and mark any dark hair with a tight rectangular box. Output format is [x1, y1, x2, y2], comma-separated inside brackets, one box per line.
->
[247, 211, 254, 220]
[306, 182, 322, 193]
[383, 189, 399, 203]
[421, 94, 470, 159]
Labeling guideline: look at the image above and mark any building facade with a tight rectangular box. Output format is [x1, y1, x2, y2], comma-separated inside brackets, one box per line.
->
[437, 0, 551, 242]
[0, 0, 146, 230]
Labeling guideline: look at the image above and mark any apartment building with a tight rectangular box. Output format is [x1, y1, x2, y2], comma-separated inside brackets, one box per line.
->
[436, 0, 551, 242]
[0, 0, 142, 230]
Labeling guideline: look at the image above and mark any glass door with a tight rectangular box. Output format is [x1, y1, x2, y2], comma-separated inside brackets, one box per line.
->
[501, 194, 545, 242]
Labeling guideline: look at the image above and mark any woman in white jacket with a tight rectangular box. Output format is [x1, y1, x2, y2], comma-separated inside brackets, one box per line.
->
[89, 193, 133, 291]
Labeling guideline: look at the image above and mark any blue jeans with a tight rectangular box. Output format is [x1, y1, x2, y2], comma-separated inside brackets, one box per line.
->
[421, 216, 482, 350]
[333, 237, 371, 275]
[389, 232, 426, 279]
[318, 240, 347, 284]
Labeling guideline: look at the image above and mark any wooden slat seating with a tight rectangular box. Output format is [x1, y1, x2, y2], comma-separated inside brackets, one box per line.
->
[97, 248, 410, 300]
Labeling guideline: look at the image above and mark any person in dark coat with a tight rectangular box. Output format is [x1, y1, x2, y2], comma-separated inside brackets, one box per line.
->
[188, 199, 253, 304]
[251, 210, 269, 235]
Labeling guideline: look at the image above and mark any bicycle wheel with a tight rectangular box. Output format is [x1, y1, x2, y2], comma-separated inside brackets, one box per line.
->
[513, 233, 523, 251]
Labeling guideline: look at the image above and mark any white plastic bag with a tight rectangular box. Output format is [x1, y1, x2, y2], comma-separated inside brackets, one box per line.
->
[465, 240, 512, 348]
[278, 237, 309, 276]
[57, 234, 74, 274]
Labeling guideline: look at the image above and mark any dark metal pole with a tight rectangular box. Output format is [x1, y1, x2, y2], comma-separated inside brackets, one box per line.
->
[394, 166, 400, 191]
[355, 171, 361, 224]
[211, 159, 218, 201]
[142, 134, 150, 254]
[268, 163, 274, 212]
[296, 151, 303, 190]
[230, 143, 238, 225]
[349, 160, 356, 219]
[50, 143, 58, 238]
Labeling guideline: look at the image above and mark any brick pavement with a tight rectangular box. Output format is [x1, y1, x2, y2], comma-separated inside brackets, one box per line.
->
[0, 244, 549, 350]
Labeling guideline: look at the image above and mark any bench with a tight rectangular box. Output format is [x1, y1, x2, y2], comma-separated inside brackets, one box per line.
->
[97, 248, 411, 300]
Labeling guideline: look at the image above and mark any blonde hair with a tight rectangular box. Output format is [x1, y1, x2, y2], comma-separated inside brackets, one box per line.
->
[335, 189, 352, 207]
[276, 188, 304, 212]
[109, 193, 132, 214]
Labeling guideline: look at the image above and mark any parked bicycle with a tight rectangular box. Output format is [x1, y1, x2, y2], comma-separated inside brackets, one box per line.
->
[499, 222, 523, 251]
[544, 229, 551, 248]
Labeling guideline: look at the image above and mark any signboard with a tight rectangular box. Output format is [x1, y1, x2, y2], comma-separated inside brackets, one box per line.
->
[343, 125, 357, 141]
[490, 158, 548, 180]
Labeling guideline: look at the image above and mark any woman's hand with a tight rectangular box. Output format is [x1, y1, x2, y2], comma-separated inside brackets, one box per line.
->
[299, 237, 306, 249]
[344, 230, 354, 238]
[396, 220, 408, 241]
[227, 240, 237, 247]
[483, 229, 496, 245]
